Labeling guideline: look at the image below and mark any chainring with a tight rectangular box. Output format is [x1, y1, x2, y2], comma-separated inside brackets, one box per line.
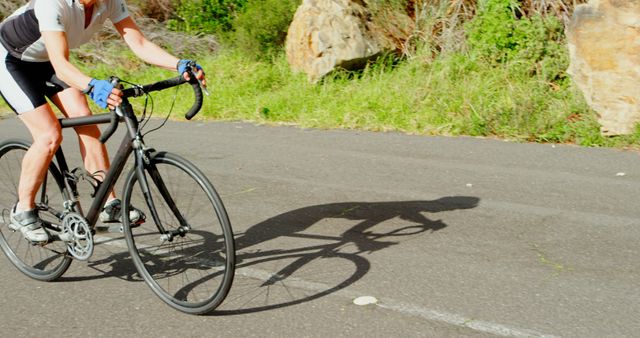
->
[61, 212, 93, 261]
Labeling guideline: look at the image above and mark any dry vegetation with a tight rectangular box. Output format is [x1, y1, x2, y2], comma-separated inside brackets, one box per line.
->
[0, 0, 22, 20]
[1, 0, 588, 60]
[367, 0, 587, 57]
[0, 0, 217, 65]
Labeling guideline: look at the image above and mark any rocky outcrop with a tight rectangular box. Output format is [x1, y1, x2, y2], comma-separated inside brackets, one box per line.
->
[285, 0, 394, 82]
[567, 0, 640, 135]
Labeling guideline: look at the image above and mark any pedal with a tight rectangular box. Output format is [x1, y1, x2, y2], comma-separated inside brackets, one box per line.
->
[95, 224, 124, 234]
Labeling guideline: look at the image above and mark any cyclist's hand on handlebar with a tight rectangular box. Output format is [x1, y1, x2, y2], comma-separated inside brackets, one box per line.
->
[105, 86, 123, 110]
[86, 79, 123, 109]
[177, 59, 206, 87]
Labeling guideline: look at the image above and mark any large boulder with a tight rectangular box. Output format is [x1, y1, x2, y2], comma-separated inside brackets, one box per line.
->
[567, 0, 640, 136]
[285, 0, 394, 82]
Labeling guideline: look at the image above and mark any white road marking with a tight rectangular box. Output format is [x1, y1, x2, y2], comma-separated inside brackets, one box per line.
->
[235, 266, 560, 338]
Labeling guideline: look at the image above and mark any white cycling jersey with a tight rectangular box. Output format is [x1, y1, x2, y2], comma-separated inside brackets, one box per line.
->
[0, 0, 130, 114]
[0, 0, 130, 62]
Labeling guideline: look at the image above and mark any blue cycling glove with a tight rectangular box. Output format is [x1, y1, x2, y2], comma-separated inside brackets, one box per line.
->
[86, 79, 113, 109]
[177, 59, 203, 76]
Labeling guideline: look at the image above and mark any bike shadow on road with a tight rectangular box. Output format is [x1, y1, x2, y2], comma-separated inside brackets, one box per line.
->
[54, 241, 141, 283]
[215, 195, 480, 315]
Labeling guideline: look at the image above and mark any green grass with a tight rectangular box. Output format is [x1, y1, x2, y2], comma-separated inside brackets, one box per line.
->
[2, 48, 640, 148]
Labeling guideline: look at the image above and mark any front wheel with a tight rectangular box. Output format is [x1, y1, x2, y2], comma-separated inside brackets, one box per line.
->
[122, 151, 235, 315]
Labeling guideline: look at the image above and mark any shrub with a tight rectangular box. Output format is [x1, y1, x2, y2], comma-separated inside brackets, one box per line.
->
[168, 0, 247, 34]
[466, 0, 562, 62]
[464, 0, 567, 82]
[230, 0, 301, 57]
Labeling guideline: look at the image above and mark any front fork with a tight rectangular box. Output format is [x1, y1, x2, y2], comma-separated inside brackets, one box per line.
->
[132, 138, 190, 242]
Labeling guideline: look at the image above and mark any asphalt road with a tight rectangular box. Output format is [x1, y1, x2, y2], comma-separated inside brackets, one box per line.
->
[0, 116, 638, 337]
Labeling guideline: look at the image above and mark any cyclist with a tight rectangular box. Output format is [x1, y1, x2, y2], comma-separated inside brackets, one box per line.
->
[0, 0, 205, 243]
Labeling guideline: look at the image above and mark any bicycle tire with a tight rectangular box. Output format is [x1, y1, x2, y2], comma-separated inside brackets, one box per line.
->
[122, 151, 235, 315]
[0, 139, 72, 281]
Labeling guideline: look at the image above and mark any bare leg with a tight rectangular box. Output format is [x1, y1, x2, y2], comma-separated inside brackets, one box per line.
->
[17, 105, 63, 211]
[50, 88, 117, 201]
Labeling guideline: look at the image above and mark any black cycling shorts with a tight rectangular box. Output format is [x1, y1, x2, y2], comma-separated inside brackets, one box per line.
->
[0, 44, 69, 114]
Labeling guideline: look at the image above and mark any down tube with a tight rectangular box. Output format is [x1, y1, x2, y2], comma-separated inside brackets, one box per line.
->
[85, 133, 134, 226]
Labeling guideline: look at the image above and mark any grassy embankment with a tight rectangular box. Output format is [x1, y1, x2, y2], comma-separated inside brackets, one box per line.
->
[4, 48, 637, 148]
[60, 47, 637, 149]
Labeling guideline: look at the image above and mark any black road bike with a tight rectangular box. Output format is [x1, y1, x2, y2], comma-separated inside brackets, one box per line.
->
[0, 67, 235, 315]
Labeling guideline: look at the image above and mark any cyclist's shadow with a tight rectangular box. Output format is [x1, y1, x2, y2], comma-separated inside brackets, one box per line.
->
[217, 195, 479, 315]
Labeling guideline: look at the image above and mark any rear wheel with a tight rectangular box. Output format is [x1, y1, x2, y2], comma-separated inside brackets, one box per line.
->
[0, 139, 72, 281]
[122, 151, 235, 314]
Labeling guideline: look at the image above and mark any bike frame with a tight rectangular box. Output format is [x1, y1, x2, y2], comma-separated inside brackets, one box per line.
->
[43, 71, 204, 240]
[52, 96, 177, 235]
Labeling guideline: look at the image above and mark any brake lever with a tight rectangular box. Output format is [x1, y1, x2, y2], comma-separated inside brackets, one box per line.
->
[183, 61, 209, 96]
[110, 77, 124, 115]
[190, 70, 210, 96]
